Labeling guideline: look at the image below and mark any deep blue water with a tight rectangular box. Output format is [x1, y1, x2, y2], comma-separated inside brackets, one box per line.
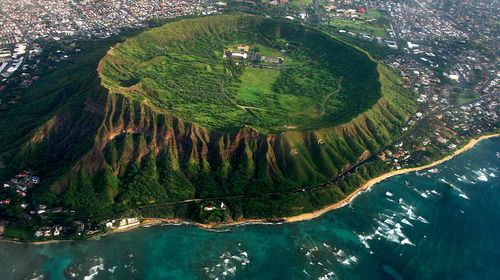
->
[1, 138, 499, 280]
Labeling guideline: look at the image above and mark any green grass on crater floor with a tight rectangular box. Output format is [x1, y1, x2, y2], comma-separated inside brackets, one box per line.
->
[100, 15, 384, 133]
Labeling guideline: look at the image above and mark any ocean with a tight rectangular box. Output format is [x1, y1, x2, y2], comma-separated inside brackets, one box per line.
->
[1, 137, 499, 280]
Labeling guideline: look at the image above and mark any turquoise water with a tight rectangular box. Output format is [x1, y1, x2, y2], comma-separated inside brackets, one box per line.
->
[1, 138, 499, 280]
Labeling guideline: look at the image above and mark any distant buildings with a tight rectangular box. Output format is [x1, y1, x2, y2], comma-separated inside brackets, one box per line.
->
[0, 0, 221, 46]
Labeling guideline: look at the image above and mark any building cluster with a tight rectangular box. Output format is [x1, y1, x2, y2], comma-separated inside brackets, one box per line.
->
[223, 44, 285, 69]
[105, 217, 140, 230]
[375, 0, 467, 41]
[203, 201, 226, 211]
[380, 0, 497, 90]
[2, 170, 40, 203]
[0, 0, 224, 109]
[0, 0, 222, 45]
[381, 94, 499, 170]
[0, 170, 79, 239]
[386, 55, 451, 110]
[320, 0, 498, 99]
[0, 42, 42, 83]
[319, 1, 397, 48]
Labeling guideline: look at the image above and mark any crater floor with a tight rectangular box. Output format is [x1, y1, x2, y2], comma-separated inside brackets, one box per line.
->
[99, 15, 383, 133]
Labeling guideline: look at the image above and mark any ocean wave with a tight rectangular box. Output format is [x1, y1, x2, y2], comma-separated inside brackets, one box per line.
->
[440, 178, 470, 199]
[459, 193, 470, 200]
[400, 238, 415, 246]
[333, 249, 344, 257]
[401, 219, 413, 227]
[412, 188, 439, 199]
[341, 256, 358, 266]
[205, 250, 250, 279]
[456, 174, 472, 183]
[473, 169, 489, 182]
[318, 271, 336, 280]
[417, 216, 429, 224]
[83, 264, 104, 280]
[406, 208, 417, 220]
[363, 208, 423, 247]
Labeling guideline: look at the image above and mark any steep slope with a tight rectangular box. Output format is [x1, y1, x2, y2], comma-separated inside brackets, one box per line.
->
[0, 15, 416, 221]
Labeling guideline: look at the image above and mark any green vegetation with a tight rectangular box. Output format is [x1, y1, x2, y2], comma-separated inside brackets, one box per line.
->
[291, 0, 313, 7]
[329, 10, 391, 39]
[238, 68, 280, 104]
[100, 14, 383, 133]
[0, 15, 416, 232]
[450, 87, 480, 105]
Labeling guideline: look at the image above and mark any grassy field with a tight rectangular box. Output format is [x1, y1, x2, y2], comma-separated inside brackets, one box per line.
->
[329, 10, 391, 39]
[451, 87, 480, 105]
[3, 225, 31, 240]
[237, 67, 279, 104]
[236, 67, 326, 129]
[290, 0, 313, 8]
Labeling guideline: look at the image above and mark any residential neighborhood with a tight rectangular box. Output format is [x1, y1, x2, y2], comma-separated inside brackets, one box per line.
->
[0, 0, 224, 100]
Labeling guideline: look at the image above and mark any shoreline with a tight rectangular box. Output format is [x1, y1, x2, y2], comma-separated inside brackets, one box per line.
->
[144, 133, 500, 227]
[284, 133, 500, 223]
[1, 133, 498, 244]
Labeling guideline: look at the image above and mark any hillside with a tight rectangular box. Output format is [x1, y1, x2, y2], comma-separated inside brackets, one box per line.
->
[0, 15, 416, 222]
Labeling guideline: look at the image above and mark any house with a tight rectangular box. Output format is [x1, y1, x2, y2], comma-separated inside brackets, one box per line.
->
[0, 199, 11, 205]
[237, 45, 250, 52]
[50, 207, 63, 213]
[15, 184, 28, 192]
[16, 171, 30, 178]
[357, 7, 367, 14]
[223, 50, 248, 60]
[263, 56, 283, 64]
[203, 205, 216, 211]
[230, 51, 247, 60]
[75, 221, 85, 235]
[119, 219, 128, 227]
[127, 218, 140, 226]
[116, 218, 140, 229]
[31, 176, 40, 184]
[53, 227, 61, 237]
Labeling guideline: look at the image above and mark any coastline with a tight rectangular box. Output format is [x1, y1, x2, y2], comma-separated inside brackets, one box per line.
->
[1, 133, 498, 244]
[140, 133, 500, 228]
[285, 133, 500, 223]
